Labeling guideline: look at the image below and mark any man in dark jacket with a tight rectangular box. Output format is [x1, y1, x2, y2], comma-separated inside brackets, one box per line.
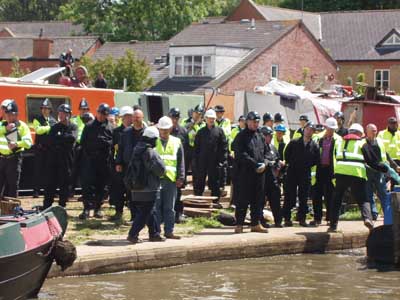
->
[32, 98, 57, 197]
[109, 106, 134, 221]
[193, 109, 227, 206]
[334, 111, 348, 137]
[233, 111, 268, 234]
[169, 107, 189, 223]
[283, 121, 320, 227]
[79, 103, 113, 219]
[127, 126, 166, 244]
[43, 104, 77, 209]
[116, 109, 146, 220]
[260, 126, 284, 227]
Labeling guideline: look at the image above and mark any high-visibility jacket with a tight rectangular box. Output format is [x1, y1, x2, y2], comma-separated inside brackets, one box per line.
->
[216, 118, 231, 141]
[155, 135, 181, 182]
[187, 121, 205, 147]
[335, 138, 367, 180]
[376, 137, 387, 163]
[71, 115, 85, 144]
[310, 131, 342, 186]
[0, 120, 32, 155]
[377, 129, 400, 160]
[292, 128, 303, 140]
[32, 115, 56, 146]
[229, 126, 242, 153]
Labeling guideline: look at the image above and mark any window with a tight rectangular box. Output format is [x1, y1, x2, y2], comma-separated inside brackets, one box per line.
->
[174, 56, 182, 76]
[184, 56, 193, 76]
[174, 55, 213, 77]
[26, 96, 70, 123]
[271, 64, 279, 79]
[375, 70, 390, 91]
[383, 34, 400, 46]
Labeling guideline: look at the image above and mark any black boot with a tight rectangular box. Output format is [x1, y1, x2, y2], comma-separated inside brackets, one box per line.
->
[93, 209, 103, 218]
[79, 209, 90, 220]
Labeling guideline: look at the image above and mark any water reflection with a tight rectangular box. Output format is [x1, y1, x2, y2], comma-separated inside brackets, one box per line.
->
[41, 251, 400, 300]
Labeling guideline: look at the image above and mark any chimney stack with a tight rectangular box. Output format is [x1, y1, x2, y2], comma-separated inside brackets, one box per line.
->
[33, 38, 53, 59]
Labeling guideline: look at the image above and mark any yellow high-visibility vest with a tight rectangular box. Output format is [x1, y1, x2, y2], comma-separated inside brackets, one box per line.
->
[0, 120, 32, 155]
[155, 135, 181, 182]
[378, 129, 400, 160]
[335, 138, 366, 180]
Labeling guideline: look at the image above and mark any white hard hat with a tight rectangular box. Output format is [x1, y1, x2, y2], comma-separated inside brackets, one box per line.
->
[349, 123, 364, 135]
[1, 99, 13, 108]
[325, 117, 338, 130]
[143, 126, 159, 139]
[204, 109, 216, 119]
[157, 116, 173, 129]
[120, 106, 134, 116]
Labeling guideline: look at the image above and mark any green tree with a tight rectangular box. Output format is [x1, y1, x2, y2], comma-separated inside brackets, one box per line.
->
[9, 56, 29, 77]
[80, 50, 153, 92]
[0, 0, 69, 21]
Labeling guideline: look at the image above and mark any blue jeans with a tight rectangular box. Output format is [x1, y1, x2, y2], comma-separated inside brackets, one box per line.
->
[366, 168, 388, 217]
[156, 179, 177, 235]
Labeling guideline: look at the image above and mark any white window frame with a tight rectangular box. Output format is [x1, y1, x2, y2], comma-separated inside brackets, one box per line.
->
[174, 55, 212, 77]
[271, 64, 279, 79]
[375, 69, 390, 91]
[383, 34, 400, 46]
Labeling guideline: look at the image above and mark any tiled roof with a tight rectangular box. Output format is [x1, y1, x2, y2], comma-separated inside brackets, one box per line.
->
[254, 4, 322, 39]
[320, 10, 400, 61]
[0, 21, 85, 37]
[150, 20, 297, 92]
[0, 37, 99, 59]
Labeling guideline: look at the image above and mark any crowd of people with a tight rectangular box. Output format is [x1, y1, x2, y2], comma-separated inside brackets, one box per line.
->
[0, 97, 399, 243]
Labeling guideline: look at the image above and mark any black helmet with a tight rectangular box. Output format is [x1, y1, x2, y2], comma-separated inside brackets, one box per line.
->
[246, 111, 260, 121]
[333, 111, 344, 120]
[58, 103, 71, 114]
[315, 124, 325, 132]
[299, 114, 309, 121]
[4, 101, 18, 114]
[40, 98, 52, 110]
[263, 112, 273, 123]
[168, 107, 180, 118]
[260, 126, 274, 136]
[79, 98, 89, 110]
[97, 103, 111, 115]
[214, 105, 225, 113]
[304, 121, 316, 130]
[194, 104, 204, 113]
[274, 113, 284, 123]
[238, 115, 245, 121]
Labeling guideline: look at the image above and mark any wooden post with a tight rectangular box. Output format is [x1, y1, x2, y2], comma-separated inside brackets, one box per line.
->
[391, 192, 400, 264]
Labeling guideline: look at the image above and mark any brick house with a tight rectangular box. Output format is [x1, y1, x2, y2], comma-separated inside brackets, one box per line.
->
[149, 20, 337, 95]
[227, 0, 400, 93]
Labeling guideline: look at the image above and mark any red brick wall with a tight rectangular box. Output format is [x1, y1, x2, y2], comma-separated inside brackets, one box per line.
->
[0, 60, 59, 76]
[220, 24, 337, 95]
[226, 0, 265, 21]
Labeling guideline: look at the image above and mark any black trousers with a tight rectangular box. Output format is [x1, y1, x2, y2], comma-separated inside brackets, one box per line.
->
[312, 166, 334, 222]
[43, 160, 72, 209]
[110, 169, 128, 213]
[265, 171, 282, 225]
[81, 156, 110, 210]
[70, 145, 83, 194]
[193, 160, 220, 198]
[174, 187, 183, 216]
[330, 174, 372, 227]
[128, 200, 160, 238]
[0, 154, 22, 198]
[33, 147, 47, 193]
[235, 172, 265, 226]
[282, 170, 311, 222]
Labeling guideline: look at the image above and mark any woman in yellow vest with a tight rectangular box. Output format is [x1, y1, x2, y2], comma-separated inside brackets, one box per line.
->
[155, 116, 185, 240]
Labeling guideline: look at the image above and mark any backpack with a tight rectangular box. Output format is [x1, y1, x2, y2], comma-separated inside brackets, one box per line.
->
[124, 151, 147, 191]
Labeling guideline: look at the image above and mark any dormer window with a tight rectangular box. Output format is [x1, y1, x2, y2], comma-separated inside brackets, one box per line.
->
[174, 55, 212, 77]
[383, 33, 400, 46]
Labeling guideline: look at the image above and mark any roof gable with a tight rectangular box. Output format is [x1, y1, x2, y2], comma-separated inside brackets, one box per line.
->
[376, 28, 400, 47]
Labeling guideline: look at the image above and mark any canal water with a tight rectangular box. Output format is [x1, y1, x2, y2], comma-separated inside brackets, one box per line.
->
[40, 251, 400, 300]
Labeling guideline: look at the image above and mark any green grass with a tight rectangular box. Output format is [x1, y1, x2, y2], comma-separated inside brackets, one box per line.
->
[339, 208, 362, 221]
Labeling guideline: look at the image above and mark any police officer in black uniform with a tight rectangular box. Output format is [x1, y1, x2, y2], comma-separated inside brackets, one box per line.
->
[262, 112, 273, 127]
[32, 98, 56, 197]
[233, 111, 268, 234]
[169, 107, 189, 223]
[79, 103, 113, 219]
[283, 121, 320, 227]
[334, 111, 348, 137]
[43, 104, 77, 209]
[260, 126, 284, 227]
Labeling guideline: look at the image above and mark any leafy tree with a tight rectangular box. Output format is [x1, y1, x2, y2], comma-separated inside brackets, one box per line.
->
[9, 56, 29, 77]
[0, 0, 69, 21]
[80, 50, 153, 92]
